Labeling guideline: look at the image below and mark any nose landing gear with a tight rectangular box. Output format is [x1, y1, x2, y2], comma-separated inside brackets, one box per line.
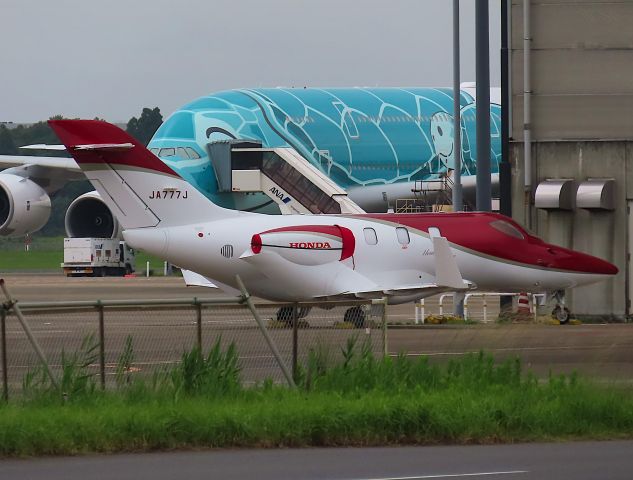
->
[551, 290, 571, 325]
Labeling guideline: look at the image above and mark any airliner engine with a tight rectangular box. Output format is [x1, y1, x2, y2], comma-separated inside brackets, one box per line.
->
[65, 191, 121, 239]
[0, 173, 51, 237]
[250, 225, 355, 266]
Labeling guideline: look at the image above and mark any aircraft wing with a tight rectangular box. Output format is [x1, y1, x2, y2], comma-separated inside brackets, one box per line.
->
[0, 154, 81, 172]
[314, 284, 468, 302]
[0, 154, 84, 185]
[316, 236, 472, 301]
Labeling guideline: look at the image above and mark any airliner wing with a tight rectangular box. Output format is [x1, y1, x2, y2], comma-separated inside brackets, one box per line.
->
[0, 155, 85, 191]
[0, 154, 81, 172]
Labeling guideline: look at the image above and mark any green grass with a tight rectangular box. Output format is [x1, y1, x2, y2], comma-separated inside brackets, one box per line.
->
[1, 344, 632, 456]
[0, 236, 166, 273]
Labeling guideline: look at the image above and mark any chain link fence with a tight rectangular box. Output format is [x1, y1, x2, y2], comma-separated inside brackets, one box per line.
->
[0, 297, 386, 399]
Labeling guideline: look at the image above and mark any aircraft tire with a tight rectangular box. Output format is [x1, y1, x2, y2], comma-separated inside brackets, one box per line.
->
[344, 306, 365, 329]
[276, 306, 295, 326]
[552, 305, 571, 325]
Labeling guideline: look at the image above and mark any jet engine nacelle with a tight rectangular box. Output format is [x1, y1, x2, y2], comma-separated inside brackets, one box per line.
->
[250, 225, 355, 266]
[0, 173, 52, 237]
[65, 191, 121, 239]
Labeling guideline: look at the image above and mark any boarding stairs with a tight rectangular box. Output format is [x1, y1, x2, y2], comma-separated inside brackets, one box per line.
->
[230, 147, 365, 215]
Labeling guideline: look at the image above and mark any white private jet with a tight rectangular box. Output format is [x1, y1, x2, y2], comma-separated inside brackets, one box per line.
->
[48, 120, 617, 319]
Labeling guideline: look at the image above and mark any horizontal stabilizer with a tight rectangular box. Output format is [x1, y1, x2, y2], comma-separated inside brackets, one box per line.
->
[22, 142, 135, 152]
[21, 144, 67, 151]
[74, 143, 134, 151]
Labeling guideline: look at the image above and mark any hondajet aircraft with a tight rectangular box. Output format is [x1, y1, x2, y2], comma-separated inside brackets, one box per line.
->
[49, 120, 617, 323]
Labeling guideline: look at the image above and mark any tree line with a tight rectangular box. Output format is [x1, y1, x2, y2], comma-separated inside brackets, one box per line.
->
[0, 108, 163, 236]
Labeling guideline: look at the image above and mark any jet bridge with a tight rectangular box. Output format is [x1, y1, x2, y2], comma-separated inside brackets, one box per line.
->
[213, 143, 364, 215]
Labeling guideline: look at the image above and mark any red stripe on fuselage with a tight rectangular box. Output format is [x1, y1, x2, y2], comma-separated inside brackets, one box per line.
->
[256, 224, 356, 261]
[356, 212, 617, 275]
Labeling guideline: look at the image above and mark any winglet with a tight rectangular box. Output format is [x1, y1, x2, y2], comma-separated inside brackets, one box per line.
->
[432, 236, 468, 290]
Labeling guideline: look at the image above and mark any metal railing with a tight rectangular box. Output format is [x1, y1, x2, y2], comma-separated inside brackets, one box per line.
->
[414, 292, 545, 324]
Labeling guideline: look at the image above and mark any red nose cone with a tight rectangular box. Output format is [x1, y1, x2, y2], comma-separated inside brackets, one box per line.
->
[549, 247, 618, 275]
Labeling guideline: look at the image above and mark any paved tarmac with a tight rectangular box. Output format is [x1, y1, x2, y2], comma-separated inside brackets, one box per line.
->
[1, 441, 632, 479]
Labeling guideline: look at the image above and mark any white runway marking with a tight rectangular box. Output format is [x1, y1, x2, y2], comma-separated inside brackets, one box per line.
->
[398, 344, 616, 357]
[359, 471, 528, 480]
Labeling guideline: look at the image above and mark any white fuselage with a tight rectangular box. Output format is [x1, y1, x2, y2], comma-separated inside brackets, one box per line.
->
[124, 213, 609, 303]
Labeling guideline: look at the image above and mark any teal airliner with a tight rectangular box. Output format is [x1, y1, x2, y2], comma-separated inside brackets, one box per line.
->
[148, 85, 501, 212]
[0, 85, 501, 239]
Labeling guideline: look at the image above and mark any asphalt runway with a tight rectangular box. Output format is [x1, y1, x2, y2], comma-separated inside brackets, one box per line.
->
[1, 441, 632, 479]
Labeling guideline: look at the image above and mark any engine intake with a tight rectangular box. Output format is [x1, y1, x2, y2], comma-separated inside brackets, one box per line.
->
[65, 191, 120, 238]
[0, 173, 51, 237]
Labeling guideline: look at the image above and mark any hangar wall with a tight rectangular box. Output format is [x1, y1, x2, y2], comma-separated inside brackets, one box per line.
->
[510, 0, 633, 318]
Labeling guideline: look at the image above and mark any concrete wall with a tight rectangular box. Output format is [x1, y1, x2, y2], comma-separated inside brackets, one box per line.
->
[510, 0, 633, 141]
[510, 1, 633, 318]
[510, 141, 629, 317]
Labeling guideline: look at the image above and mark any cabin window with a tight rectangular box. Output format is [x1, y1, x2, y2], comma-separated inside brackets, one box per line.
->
[158, 147, 176, 157]
[490, 220, 525, 240]
[396, 227, 410, 245]
[186, 147, 201, 159]
[363, 227, 378, 245]
[176, 147, 189, 159]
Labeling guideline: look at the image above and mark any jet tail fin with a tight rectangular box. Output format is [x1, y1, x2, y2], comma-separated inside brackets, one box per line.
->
[49, 119, 236, 230]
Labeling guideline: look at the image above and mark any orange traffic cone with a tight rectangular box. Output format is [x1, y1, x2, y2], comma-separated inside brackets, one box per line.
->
[517, 292, 531, 314]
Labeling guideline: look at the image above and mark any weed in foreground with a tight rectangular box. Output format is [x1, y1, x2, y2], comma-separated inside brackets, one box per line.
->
[3, 343, 633, 455]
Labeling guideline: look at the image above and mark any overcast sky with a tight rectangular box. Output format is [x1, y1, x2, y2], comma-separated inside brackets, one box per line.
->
[1, 0, 500, 123]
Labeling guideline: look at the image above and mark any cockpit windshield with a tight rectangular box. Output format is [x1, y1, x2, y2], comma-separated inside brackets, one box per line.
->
[149, 147, 201, 160]
[490, 219, 525, 240]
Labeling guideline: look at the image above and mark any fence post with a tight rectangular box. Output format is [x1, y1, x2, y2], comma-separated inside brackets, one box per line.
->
[234, 275, 296, 388]
[97, 301, 105, 390]
[195, 299, 202, 351]
[0, 279, 58, 390]
[376, 297, 388, 358]
[292, 303, 298, 382]
[1, 306, 8, 402]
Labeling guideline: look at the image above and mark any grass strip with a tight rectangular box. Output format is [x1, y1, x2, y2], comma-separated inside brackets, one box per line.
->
[1, 346, 632, 456]
[0, 384, 632, 456]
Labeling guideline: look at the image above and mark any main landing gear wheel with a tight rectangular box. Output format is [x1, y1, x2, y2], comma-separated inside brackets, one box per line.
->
[276, 307, 294, 326]
[552, 305, 571, 325]
[344, 306, 365, 329]
[276, 306, 311, 326]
